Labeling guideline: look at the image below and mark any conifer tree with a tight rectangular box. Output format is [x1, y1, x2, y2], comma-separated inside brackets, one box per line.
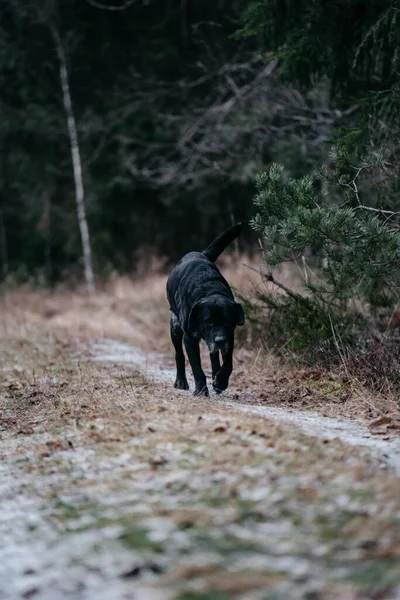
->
[250, 149, 400, 354]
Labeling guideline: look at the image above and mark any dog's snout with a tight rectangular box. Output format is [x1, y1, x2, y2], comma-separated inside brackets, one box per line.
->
[214, 335, 228, 353]
[208, 334, 227, 354]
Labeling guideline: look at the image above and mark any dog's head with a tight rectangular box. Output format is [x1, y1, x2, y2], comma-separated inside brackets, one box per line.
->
[188, 295, 245, 354]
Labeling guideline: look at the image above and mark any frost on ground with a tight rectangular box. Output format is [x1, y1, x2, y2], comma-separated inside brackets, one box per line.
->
[93, 339, 400, 476]
[1, 281, 400, 599]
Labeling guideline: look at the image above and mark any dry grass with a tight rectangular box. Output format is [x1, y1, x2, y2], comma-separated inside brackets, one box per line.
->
[1, 263, 400, 598]
[0, 257, 399, 424]
[1, 310, 400, 598]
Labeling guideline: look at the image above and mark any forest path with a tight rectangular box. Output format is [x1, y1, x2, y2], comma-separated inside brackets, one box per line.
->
[1, 280, 400, 599]
[93, 339, 400, 476]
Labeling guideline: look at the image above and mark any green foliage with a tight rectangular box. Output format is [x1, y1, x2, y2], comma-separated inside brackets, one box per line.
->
[253, 161, 400, 308]
[250, 153, 400, 357]
[239, 0, 400, 97]
[237, 0, 400, 380]
[239, 0, 400, 213]
[253, 292, 365, 360]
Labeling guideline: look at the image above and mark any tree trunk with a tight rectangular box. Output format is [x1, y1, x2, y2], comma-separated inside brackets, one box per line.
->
[50, 24, 95, 292]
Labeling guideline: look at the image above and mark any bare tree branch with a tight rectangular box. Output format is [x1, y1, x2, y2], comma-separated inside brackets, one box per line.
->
[242, 263, 301, 301]
[115, 52, 356, 193]
[338, 160, 400, 225]
[354, 205, 400, 218]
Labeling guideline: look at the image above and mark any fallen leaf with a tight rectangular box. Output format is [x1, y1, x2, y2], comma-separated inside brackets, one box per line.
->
[22, 587, 40, 598]
[369, 416, 392, 428]
[213, 425, 227, 433]
[149, 455, 168, 468]
[17, 426, 34, 435]
[120, 566, 141, 578]
[387, 422, 400, 430]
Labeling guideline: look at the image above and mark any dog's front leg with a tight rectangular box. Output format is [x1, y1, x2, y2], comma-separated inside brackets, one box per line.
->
[170, 313, 189, 390]
[184, 334, 209, 396]
[210, 352, 221, 380]
[212, 341, 233, 394]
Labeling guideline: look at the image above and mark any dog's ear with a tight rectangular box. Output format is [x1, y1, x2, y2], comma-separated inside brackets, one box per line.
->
[234, 302, 245, 326]
[188, 302, 202, 334]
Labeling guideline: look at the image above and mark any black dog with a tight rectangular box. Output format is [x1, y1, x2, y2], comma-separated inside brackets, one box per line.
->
[166, 223, 245, 396]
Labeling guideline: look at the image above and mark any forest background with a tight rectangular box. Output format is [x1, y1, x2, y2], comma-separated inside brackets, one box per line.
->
[1, 0, 400, 385]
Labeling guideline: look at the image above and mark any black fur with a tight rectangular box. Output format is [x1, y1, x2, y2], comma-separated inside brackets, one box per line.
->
[166, 223, 245, 396]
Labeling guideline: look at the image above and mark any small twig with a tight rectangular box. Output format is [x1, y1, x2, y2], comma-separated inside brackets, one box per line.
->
[385, 299, 400, 333]
[301, 255, 309, 285]
[242, 263, 301, 301]
[338, 162, 400, 224]
[339, 165, 370, 206]
[353, 205, 400, 218]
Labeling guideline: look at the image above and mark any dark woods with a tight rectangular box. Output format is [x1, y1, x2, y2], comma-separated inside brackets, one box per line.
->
[1, 0, 399, 292]
[1, 0, 360, 284]
[0, 0, 260, 283]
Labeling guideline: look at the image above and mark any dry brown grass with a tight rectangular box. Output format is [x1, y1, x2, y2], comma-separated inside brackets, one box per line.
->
[1, 262, 400, 598]
[0, 257, 398, 423]
[1, 318, 400, 599]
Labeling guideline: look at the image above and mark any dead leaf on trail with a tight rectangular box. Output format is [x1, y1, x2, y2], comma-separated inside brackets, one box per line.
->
[367, 415, 400, 437]
[149, 455, 168, 468]
[298, 486, 318, 497]
[120, 562, 164, 578]
[212, 572, 280, 593]
[213, 425, 227, 433]
[21, 587, 40, 599]
[87, 432, 102, 441]
[17, 426, 35, 435]
[368, 545, 400, 559]
[46, 440, 69, 451]
[4, 381, 27, 390]
[369, 416, 393, 428]
[170, 563, 220, 580]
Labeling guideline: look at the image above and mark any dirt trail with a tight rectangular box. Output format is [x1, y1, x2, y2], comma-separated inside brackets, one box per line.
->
[2, 293, 400, 599]
[93, 339, 400, 476]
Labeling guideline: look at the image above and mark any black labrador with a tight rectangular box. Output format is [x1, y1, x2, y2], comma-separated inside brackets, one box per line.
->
[166, 223, 245, 396]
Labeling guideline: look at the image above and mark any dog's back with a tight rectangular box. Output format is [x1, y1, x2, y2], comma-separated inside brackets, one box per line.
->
[167, 224, 242, 324]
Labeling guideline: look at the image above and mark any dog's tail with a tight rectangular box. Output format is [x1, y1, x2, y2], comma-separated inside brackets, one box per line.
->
[202, 223, 243, 262]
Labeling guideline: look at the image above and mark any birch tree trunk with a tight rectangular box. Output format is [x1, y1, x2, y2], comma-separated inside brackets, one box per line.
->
[50, 24, 95, 292]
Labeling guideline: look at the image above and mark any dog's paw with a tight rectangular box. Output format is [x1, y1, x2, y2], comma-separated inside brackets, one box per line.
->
[193, 385, 209, 397]
[212, 375, 228, 394]
[174, 378, 189, 390]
